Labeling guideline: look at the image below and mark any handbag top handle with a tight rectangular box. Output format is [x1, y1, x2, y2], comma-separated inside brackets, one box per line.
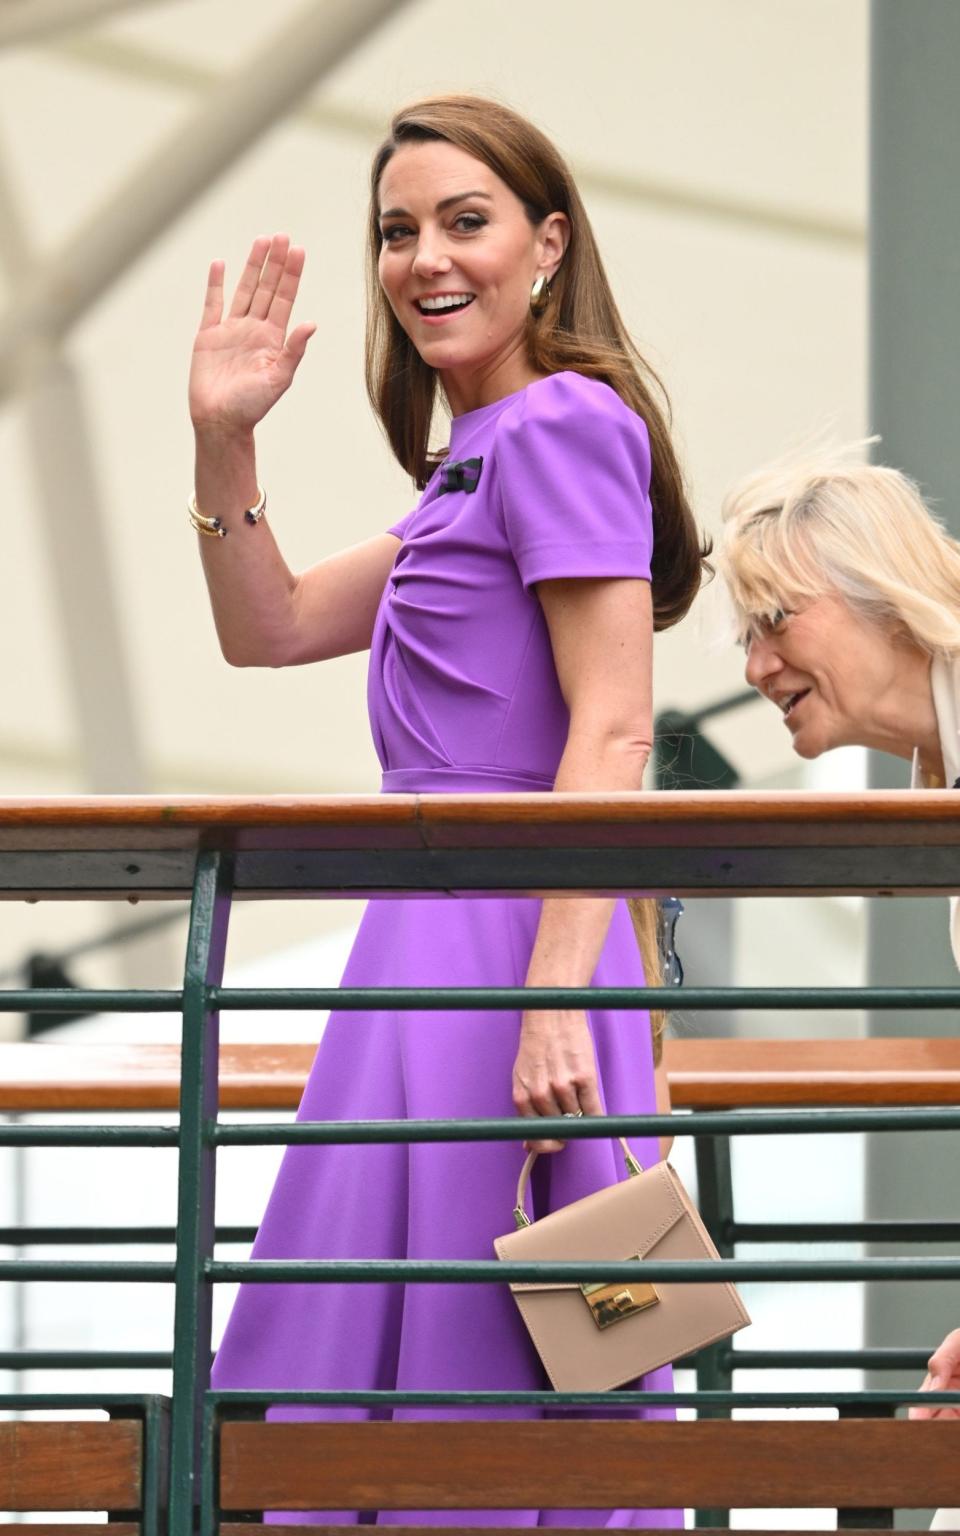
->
[512, 1137, 643, 1230]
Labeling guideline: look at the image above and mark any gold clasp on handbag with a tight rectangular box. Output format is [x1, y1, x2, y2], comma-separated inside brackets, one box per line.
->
[580, 1274, 660, 1330]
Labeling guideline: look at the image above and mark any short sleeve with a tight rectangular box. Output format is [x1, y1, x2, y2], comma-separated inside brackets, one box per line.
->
[496, 372, 653, 589]
[387, 509, 415, 540]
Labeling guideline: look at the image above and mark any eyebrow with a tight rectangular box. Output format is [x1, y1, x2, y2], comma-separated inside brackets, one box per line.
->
[379, 190, 493, 221]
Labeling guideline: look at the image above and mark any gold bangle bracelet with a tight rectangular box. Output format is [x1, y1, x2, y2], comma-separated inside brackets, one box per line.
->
[188, 485, 266, 533]
[243, 484, 267, 525]
[188, 509, 226, 538]
[188, 500, 221, 532]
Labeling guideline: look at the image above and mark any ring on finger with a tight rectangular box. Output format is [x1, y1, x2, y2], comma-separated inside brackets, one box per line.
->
[562, 1110, 584, 1119]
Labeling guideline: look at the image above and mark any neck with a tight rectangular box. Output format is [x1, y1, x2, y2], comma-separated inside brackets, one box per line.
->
[861, 645, 943, 780]
[442, 340, 542, 417]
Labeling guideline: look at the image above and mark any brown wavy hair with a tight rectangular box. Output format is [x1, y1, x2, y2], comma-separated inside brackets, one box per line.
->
[366, 94, 709, 633]
[367, 96, 703, 1063]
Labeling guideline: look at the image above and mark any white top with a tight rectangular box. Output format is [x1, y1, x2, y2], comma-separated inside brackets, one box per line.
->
[910, 652, 960, 969]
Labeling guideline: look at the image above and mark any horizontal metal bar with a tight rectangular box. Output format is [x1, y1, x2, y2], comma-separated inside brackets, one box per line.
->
[722, 1349, 932, 1371]
[206, 1256, 960, 1283]
[211, 1106, 960, 1146]
[0, 988, 181, 1012]
[0, 1225, 255, 1246]
[0, 1348, 935, 1375]
[0, 1260, 175, 1281]
[731, 1220, 960, 1244]
[0, 1349, 173, 1369]
[207, 1387, 960, 1410]
[0, 1125, 179, 1146]
[211, 984, 960, 1011]
[7, 982, 960, 1014]
[0, 1392, 167, 1408]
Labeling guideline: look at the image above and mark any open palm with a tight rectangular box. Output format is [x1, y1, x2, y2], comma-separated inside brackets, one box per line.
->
[189, 233, 316, 433]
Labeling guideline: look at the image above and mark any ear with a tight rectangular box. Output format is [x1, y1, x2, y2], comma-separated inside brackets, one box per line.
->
[536, 211, 570, 281]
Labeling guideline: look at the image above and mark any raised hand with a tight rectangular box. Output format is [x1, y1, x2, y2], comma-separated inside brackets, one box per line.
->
[189, 234, 316, 435]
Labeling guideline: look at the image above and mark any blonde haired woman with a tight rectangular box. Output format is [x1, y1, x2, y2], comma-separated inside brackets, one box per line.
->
[717, 452, 960, 1530]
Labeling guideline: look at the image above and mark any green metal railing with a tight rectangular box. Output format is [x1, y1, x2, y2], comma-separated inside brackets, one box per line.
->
[2, 796, 960, 1531]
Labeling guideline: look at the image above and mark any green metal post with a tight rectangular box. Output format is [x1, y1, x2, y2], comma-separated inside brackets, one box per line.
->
[693, 1132, 735, 1528]
[142, 1395, 171, 1536]
[199, 1395, 220, 1536]
[168, 851, 233, 1533]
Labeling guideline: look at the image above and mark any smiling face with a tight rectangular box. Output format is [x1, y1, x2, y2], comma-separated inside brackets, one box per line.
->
[376, 139, 567, 410]
[744, 593, 918, 759]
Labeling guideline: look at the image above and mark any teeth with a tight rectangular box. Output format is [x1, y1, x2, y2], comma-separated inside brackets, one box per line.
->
[418, 293, 474, 311]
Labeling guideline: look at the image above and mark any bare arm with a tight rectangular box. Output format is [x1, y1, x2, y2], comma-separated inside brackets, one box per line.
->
[511, 577, 653, 1150]
[195, 437, 400, 667]
[189, 234, 398, 666]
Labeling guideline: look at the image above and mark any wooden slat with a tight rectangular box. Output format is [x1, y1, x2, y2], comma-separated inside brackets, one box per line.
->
[220, 1529, 924, 1536]
[3, 1038, 959, 1113]
[666, 1036, 960, 1107]
[219, 1420, 960, 1510]
[0, 1042, 315, 1111]
[2, 791, 960, 900]
[0, 1421, 140, 1509]
[2, 790, 960, 842]
[0, 1527, 139, 1534]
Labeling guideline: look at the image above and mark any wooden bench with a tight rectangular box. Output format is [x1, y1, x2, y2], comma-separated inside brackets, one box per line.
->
[210, 1418, 956, 1530]
[0, 1419, 142, 1533]
[0, 1417, 950, 1533]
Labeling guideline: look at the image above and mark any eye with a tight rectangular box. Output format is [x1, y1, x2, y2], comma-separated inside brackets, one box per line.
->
[381, 224, 415, 245]
[452, 212, 487, 234]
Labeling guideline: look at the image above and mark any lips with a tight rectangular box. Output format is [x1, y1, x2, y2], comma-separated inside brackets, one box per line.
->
[414, 292, 476, 316]
[781, 689, 811, 721]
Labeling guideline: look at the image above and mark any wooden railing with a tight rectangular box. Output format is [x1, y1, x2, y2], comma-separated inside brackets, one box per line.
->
[2, 793, 960, 1533]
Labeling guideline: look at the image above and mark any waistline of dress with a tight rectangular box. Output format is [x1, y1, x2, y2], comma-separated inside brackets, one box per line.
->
[380, 766, 555, 795]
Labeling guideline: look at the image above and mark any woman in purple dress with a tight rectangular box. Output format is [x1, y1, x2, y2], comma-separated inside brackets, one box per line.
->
[189, 95, 707, 1527]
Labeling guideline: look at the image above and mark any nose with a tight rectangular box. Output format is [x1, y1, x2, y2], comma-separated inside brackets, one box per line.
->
[411, 226, 452, 278]
[744, 633, 782, 695]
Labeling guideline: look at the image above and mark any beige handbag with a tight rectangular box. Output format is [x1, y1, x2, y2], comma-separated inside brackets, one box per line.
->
[494, 1139, 751, 1392]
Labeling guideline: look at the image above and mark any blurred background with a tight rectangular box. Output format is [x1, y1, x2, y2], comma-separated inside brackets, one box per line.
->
[0, 0, 868, 990]
[3, 2, 956, 1528]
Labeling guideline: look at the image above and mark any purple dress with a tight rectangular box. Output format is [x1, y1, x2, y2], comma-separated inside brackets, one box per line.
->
[212, 372, 680, 1527]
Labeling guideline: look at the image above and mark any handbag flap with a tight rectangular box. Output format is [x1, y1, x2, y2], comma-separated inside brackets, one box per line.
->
[494, 1160, 689, 1291]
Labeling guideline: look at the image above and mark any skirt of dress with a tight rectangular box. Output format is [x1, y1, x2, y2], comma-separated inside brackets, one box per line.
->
[211, 895, 680, 1528]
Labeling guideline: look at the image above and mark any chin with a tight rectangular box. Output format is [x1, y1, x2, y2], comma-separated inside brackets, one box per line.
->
[790, 727, 837, 761]
[412, 339, 479, 371]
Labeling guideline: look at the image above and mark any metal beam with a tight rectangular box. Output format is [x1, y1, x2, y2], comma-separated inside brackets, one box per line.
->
[20, 343, 149, 792]
[0, 0, 413, 389]
[0, 140, 31, 280]
[0, 0, 169, 49]
[49, 29, 864, 252]
[0, 0, 180, 50]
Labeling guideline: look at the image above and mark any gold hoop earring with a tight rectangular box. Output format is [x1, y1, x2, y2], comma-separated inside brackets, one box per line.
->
[530, 274, 551, 317]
